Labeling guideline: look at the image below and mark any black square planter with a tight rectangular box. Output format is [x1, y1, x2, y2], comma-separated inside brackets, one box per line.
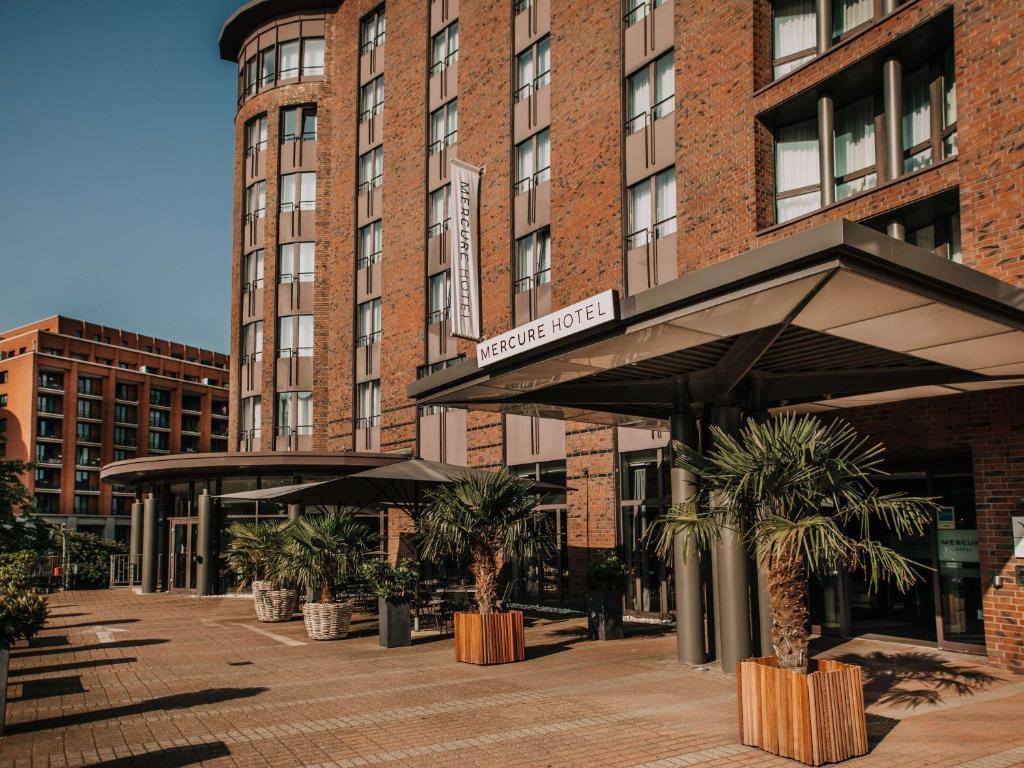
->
[587, 590, 624, 640]
[378, 597, 411, 648]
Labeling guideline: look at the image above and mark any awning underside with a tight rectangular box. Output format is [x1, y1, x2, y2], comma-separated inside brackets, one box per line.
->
[414, 256, 1024, 430]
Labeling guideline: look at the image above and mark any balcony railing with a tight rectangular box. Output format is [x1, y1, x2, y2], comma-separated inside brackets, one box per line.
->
[429, 49, 459, 76]
[514, 166, 551, 195]
[625, 214, 677, 250]
[513, 268, 552, 294]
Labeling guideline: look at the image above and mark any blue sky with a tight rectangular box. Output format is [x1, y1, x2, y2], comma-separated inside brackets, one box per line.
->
[0, 1, 242, 351]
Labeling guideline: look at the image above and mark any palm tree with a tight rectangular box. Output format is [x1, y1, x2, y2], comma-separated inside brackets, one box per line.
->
[277, 510, 377, 603]
[222, 521, 289, 589]
[648, 414, 935, 672]
[418, 470, 555, 614]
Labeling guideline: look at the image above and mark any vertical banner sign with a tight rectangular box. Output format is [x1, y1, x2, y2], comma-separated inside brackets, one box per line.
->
[448, 159, 482, 340]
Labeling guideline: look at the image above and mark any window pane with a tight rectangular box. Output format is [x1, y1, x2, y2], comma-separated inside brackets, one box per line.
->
[283, 108, 298, 141]
[297, 315, 313, 355]
[776, 190, 821, 223]
[297, 392, 313, 432]
[773, 0, 816, 77]
[429, 186, 447, 228]
[516, 48, 533, 97]
[948, 213, 962, 263]
[536, 37, 550, 87]
[280, 41, 300, 78]
[627, 68, 650, 129]
[654, 54, 674, 118]
[278, 316, 295, 353]
[832, 0, 872, 38]
[833, 95, 876, 199]
[535, 230, 551, 283]
[628, 181, 652, 242]
[655, 169, 676, 237]
[280, 174, 296, 208]
[514, 237, 532, 290]
[298, 242, 315, 281]
[516, 138, 534, 184]
[536, 130, 550, 183]
[907, 224, 936, 252]
[302, 38, 324, 75]
[902, 64, 932, 171]
[776, 118, 820, 193]
[300, 172, 316, 209]
[277, 393, 293, 429]
[261, 47, 275, 86]
[302, 109, 317, 139]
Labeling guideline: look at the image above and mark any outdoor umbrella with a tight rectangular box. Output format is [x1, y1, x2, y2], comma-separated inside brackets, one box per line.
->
[217, 457, 567, 515]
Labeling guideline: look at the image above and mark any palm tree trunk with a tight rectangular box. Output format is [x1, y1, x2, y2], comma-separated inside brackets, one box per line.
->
[767, 553, 809, 673]
[472, 545, 498, 615]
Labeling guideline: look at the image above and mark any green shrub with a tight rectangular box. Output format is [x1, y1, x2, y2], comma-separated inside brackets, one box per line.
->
[0, 551, 38, 589]
[62, 530, 127, 587]
[585, 551, 632, 593]
[0, 583, 48, 649]
[361, 558, 418, 601]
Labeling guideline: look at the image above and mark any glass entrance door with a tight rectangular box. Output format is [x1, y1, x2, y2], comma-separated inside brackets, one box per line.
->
[168, 518, 198, 591]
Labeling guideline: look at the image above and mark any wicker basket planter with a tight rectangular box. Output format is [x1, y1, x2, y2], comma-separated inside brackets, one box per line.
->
[737, 657, 868, 766]
[254, 587, 298, 623]
[302, 601, 353, 641]
[454, 610, 525, 665]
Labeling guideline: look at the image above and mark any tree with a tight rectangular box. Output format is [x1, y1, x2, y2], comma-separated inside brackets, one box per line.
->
[0, 460, 51, 554]
[222, 521, 290, 589]
[418, 470, 555, 614]
[277, 511, 377, 603]
[649, 414, 935, 672]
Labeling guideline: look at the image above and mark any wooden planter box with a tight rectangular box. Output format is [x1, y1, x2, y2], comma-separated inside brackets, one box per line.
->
[737, 657, 868, 766]
[454, 610, 525, 665]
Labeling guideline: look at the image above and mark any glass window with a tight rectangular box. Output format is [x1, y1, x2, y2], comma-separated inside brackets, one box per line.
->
[832, 0, 872, 40]
[245, 55, 258, 96]
[148, 431, 169, 451]
[515, 129, 550, 193]
[246, 116, 268, 155]
[358, 146, 384, 189]
[902, 64, 933, 173]
[775, 118, 820, 223]
[299, 172, 316, 210]
[942, 47, 957, 157]
[302, 38, 324, 76]
[297, 315, 313, 356]
[243, 320, 263, 362]
[277, 392, 294, 431]
[833, 95, 877, 200]
[360, 77, 384, 120]
[282, 106, 317, 142]
[279, 40, 300, 79]
[431, 22, 459, 74]
[358, 221, 383, 267]
[628, 66, 651, 134]
[277, 316, 295, 356]
[260, 46, 276, 87]
[243, 250, 264, 290]
[361, 8, 386, 51]
[428, 186, 449, 235]
[245, 181, 266, 219]
[773, 0, 817, 79]
[620, 450, 662, 501]
[429, 100, 458, 153]
[654, 168, 677, 238]
[428, 271, 451, 322]
[296, 392, 313, 434]
[625, 0, 667, 25]
[356, 380, 381, 426]
[514, 228, 551, 293]
[279, 243, 314, 283]
[515, 36, 549, 102]
[627, 170, 675, 246]
[241, 395, 261, 434]
[628, 179, 652, 247]
[357, 298, 382, 345]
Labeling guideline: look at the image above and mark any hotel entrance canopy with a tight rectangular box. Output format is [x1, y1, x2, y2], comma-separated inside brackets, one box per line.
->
[409, 220, 1024, 424]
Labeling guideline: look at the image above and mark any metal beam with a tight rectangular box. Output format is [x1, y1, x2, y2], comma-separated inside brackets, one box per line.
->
[759, 366, 999, 402]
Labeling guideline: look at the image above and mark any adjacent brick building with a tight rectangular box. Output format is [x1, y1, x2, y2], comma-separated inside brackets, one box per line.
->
[0, 316, 230, 539]
[218, 0, 1022, 667]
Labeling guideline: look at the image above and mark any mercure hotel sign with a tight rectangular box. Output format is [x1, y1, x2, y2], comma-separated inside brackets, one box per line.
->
[476, 290, 618, 367]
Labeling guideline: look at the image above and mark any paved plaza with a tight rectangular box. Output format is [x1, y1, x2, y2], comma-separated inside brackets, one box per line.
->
[1, 590, 1023, 768]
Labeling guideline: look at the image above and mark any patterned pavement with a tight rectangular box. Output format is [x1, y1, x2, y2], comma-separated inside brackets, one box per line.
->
[1, 590, 1022, 768]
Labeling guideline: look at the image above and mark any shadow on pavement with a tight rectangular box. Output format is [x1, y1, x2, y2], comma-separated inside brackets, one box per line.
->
[11, 638, 168, 659]
[59, 618, 141, 629]
[832, 650, 998, 708]
[86, 741, 231, 767]
[3, 687, 268, 735]
[9, 657, 137, 677]
[10, 675, 86, 701]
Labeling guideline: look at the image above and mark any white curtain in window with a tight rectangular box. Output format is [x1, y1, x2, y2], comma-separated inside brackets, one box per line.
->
[629, 182, 652, 243]
[431, 30, 446, 68]
[536, 130, 550, 183]
[429, 272, 450, 315]
[302, 38, 324, 74]
[298, 242, 314, 280]
[628, 68, 650, 125]
[280, 41, 300, 78]
[431, 108, 445, 147]
[278, 316, 295, 353]
[832, 0, 872, 38]
[948, 213, 962, 262]
[277, 393, 293, 429]
[516, 48, 534, 95]
[300, 173, 316, 209]
[297, 392, 313, 431]
[655, 169, 676, 236]
[654, 54, 674, 117]
[773, 0, 816, 77]
[517, 138, 534, 185]
[359, 153, 373, 185]
[535, 230, 551, 283]
[448, 23, 459, 60]
[536, 37, 550, 82]
[447, 102, 458, 138]
[514, 237, 533, 288]
[429, 187, 447, 227]
[280, 174, 296, 209]
[834, 97, 875, 177]
[902, 65, 931, 152]
[776, 119, 820, 192]
[297, 315, 313, 355]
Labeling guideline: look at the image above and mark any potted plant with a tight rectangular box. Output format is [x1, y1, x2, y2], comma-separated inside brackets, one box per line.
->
[361, 558, 418, 648]
[419, 470, 554, 665]
[278, 510, 376, 641]
[1, 552, 48, 736]
[222, 521, 296, 622]
[650, 414, 934, 766]
[585, 551, 630, 640]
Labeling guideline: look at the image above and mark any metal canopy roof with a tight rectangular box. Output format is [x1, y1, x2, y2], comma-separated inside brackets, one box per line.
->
[408, 220, 1024, 429]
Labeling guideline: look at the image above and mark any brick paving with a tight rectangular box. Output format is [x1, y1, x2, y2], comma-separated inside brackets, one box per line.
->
[1, 591, 1022, 768]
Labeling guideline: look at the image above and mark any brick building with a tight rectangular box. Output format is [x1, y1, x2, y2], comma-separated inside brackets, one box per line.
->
[205, 0, 1023, 667]
[0, 316, 230, 539]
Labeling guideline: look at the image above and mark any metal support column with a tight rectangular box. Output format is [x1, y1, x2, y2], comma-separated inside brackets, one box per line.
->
[815, 0, 832, 55]
[196, 491, 216, 596]
[141, 494, 158, 594]
[671, 412, 704, 665]
[886, 219, 906, 240]
[818, 94, 836, 207]
[287, 504, 302, 521]
[129, 501, 143, 560]
[883, 57, 903, 182]
[711, 406, 752, 673]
